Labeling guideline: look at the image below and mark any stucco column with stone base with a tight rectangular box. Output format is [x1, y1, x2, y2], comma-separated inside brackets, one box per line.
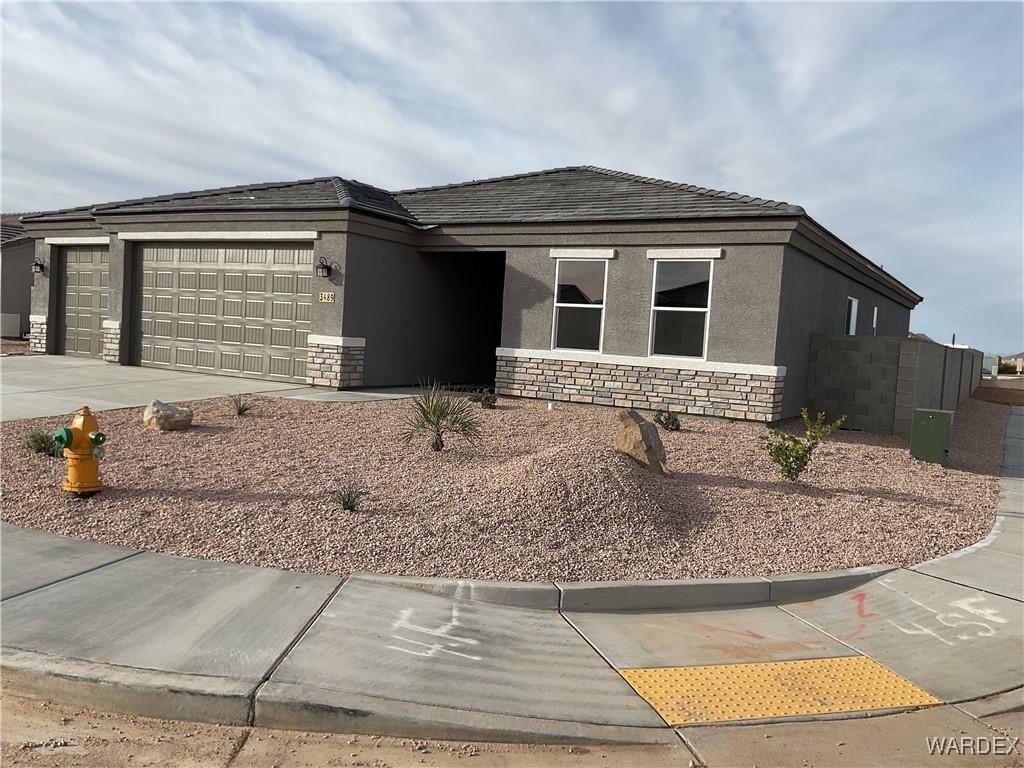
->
[305, 335, 365, 389]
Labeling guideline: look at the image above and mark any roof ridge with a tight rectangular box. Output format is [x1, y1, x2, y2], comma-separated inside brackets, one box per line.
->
[332, 176, 420, 224]
[580, 166, 805, 214]
[393, 166, 588, 196]
[395, 165, 805, 214]
[90, 176, 338, 212]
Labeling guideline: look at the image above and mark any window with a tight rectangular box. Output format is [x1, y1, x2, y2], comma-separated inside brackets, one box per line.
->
[649, 260, 712, 357]
[872, 306, 879, 336]
[845, 297, 859, 336]
[552, 259, 606, 351]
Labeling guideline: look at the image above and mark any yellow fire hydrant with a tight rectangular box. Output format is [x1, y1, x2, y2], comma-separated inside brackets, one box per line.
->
[53, 406, 107, 496]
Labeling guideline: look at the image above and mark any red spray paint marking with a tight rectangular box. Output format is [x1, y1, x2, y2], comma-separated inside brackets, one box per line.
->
[841, 623, 868, 640]
[851, 592, 874, 619]
[698, 623, 765, 640]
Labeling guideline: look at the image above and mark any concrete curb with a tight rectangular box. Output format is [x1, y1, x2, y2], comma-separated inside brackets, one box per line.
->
[767, 565, 898, 604]
[352, 563, 898, 614]
[1, 647, 254, 725]
[554, 566, 897, 612]
[350, 572, 560, 610]
[557, 577, 770, 612]
[254, 683, 680, 745]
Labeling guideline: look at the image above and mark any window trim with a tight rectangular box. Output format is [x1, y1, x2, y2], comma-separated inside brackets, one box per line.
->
[551, 258, 608, 353]
[647, 258, 714, 360]
[846, 297, 859, 336]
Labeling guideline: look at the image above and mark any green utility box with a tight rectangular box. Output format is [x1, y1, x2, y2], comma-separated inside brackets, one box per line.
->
[910, 409, 954, 464]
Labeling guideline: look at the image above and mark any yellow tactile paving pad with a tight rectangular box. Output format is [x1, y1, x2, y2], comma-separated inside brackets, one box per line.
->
[619, 656, 941, 726]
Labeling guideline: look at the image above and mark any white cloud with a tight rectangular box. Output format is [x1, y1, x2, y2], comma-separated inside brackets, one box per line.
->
[1, 1, 1020, 351]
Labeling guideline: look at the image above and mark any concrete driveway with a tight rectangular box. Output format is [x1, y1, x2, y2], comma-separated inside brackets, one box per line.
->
[0, 355, 412, 421]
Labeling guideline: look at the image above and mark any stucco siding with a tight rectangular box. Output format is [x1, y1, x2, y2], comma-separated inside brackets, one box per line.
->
[776, 244, 912, 419]
[500, 242, 785, 365]
[1, 240, 34, 335]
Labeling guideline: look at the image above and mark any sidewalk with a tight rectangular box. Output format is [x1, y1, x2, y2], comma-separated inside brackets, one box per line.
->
[2, 407, 1022, 767]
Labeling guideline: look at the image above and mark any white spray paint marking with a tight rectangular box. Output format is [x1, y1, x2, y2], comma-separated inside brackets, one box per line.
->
[386, 580, 483, 661]
[949, 596, 1008, 624]
[878, 581, 1005, 645]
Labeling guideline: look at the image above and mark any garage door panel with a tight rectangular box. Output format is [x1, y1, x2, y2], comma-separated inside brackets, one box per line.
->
[63, 245, 109, 358]
[139, 242, 312, 383]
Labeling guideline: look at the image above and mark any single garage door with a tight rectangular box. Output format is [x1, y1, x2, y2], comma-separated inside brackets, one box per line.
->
[63, 245, 110, 357]
[140, 242, 313, 383]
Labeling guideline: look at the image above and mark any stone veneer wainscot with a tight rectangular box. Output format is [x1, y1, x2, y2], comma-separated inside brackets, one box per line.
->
[495, 353, 785, 422]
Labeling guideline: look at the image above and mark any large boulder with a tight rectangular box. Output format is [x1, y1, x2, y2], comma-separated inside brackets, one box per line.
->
[615, 409, 668, 475]
[143, 400, 193, 432]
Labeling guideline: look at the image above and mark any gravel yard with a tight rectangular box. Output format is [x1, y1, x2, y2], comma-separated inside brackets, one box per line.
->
[0, 394, 1008, 581]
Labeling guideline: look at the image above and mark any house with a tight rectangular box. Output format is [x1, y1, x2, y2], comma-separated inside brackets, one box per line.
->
[1, 214, 36, 338]
[21, 166, 922, 422]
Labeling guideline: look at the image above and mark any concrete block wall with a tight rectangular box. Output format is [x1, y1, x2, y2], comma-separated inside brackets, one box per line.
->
[806, 336, 900, 434]
[496, 355, 785, 422]
[807, 336, 983, 436]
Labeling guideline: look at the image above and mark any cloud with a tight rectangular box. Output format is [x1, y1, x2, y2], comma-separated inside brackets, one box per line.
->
[1, 1, 1021, 351]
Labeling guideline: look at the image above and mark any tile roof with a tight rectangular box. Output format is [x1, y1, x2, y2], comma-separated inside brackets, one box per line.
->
[1, 214, 31, 246]
[393, 166, 805, 225]
[22, 177, 419, 224]
[21, 167, 803, 227]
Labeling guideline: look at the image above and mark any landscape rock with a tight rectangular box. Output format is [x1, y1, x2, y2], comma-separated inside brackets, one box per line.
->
[615, 409, 668, 474]
[142, 400, 193, 432]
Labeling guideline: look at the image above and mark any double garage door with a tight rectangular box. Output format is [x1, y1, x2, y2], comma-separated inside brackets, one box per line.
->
[140, 242, 313, 383]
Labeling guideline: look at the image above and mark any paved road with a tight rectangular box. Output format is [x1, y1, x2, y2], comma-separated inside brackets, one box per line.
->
[0, 355, 411, 421]
[1, 407, 1021, 766]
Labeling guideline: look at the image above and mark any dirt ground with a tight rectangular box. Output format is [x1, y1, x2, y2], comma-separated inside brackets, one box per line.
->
[0, 694, 692, 768]
[0, 396, 1008, 581]
[973, 378, 1024, 406]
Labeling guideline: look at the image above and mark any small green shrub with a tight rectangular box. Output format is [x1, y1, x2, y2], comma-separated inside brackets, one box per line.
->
[401, 381, 482, 452]
[334, 481, 369, 511]
[653, 409, 681, 431]
[23, 430, 58, 457]
[229, 393, 253, 417]
[760, 408, 846, 481]
[469, 389, 498, 409]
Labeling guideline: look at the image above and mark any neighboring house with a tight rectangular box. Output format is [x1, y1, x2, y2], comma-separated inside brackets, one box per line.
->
[21, 166, 922, 422]
[1, 214, 36, 337]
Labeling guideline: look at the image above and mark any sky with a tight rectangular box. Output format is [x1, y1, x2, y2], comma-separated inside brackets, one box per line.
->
[2, 2, 1022, 353]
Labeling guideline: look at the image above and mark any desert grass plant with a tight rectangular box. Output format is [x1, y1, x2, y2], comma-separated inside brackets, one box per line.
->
[469, 388, 498, 409]
[23, 430, 58, 457]
[401, 381, 482, 452]
[229, 393, 253, 417]
[761, 408, 846, 481]
[334, 481, 369, 512]
[653, 409, 681, 431]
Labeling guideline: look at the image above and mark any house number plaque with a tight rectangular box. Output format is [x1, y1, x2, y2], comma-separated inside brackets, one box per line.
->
[319, 292, 336, 303]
